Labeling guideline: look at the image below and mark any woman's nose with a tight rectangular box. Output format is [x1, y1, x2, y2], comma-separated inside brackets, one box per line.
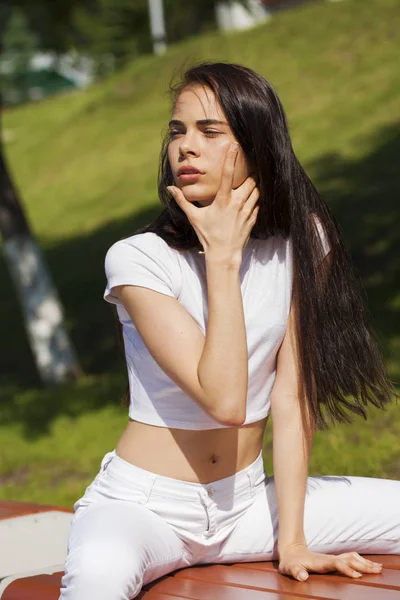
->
[179, 138, 200, 157]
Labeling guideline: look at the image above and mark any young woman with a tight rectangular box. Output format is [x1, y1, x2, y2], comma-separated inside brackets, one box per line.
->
[59, 61, 400, 599]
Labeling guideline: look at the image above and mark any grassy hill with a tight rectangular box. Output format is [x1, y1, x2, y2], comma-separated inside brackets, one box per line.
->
[1, 0, 399, 506]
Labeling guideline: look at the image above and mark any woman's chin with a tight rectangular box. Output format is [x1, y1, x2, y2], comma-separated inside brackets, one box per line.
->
[183, 194, 215, 207]
[177, 184, 215, 202]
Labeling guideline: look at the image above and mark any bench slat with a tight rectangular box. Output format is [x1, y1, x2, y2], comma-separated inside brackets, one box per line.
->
[3, 557, 400, 600]
[144, 574, 308, 599]
[237, 560, 400, 589]
[173, 563, 400, 599]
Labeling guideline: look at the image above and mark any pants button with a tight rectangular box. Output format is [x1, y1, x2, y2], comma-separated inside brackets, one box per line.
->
[207, 486, 214, 497]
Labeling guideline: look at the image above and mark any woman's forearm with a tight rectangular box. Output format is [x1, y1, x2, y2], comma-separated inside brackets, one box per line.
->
[197, 252, 248, 426]
[271, 394, 313, 555]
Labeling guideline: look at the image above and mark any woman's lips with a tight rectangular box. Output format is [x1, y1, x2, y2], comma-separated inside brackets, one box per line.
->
[178, 173, 202, 181]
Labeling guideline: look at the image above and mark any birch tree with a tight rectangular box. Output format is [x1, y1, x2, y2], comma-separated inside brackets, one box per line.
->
[0, 132, 83, 384]
[0, 20, 82, 384]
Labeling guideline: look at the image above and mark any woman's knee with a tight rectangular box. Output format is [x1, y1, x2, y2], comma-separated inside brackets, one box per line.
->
[61, 541, 144, 599]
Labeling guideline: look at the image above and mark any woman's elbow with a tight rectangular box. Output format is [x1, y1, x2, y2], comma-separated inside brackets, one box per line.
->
[214, 404, 246, 427]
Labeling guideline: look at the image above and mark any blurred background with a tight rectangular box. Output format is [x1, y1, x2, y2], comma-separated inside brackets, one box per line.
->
[0, 0, 399, 507]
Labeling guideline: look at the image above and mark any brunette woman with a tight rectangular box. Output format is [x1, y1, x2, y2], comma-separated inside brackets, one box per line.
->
[59, 61, 400, 600]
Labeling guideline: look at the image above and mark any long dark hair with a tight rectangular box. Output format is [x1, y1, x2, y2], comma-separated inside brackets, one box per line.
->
[113, 60, 397, 431]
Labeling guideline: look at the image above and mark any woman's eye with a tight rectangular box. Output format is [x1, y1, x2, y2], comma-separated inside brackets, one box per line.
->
[169, 130, 220, 137]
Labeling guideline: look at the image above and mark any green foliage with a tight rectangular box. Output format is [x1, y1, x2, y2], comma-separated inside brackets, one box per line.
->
[2, 0, 87, 54]
[0, 0, 399, 505]
[72, 0, 248, 76]
[1, 0, 251, 76]
[163, 0, 219, 44]
[1, 8, 39, 102]
[73, 0, 151, 76]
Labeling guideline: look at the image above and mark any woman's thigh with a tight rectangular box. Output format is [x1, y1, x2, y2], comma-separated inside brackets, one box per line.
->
[59, 501, 190, 600]
[302, 474, 400, 554]
[59, 451, 194, 600]
[215, 474, 400, 563]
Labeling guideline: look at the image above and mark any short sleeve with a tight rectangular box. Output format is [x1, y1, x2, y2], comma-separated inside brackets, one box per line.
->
[312, 213, 331, 262]
[103, 232, 181, 305]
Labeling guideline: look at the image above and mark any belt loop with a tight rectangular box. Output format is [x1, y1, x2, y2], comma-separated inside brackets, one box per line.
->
[246, 452, 263, 497]
[146, 475, 157, 501]
[198, 489, 209, 506]
[101, 450, 116, 472]
[245, 469, 255, 498]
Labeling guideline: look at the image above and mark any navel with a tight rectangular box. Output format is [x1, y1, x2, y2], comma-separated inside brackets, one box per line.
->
[210, 453, 218, 464]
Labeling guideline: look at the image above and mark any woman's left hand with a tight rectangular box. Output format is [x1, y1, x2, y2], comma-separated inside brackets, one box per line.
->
[278, 543, 383, 581]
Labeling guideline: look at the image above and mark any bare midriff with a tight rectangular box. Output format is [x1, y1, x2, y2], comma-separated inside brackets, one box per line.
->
[115, 416, 269, 484]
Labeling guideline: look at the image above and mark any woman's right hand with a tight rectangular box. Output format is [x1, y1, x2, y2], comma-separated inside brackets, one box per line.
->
[167, 142, 260, 264]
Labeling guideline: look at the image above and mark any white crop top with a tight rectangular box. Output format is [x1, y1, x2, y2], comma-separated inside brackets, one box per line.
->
[104, 220, 330, 430]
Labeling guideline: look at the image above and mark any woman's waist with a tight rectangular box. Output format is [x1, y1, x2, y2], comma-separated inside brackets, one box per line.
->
[115, 417, 268, 484]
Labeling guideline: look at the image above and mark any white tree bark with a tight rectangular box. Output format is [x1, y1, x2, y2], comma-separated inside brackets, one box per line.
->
[0, 39, 82, 386]
[2, 234, 82, 384]
[148, 0, 167, 55]
[215, 0, 271, 32]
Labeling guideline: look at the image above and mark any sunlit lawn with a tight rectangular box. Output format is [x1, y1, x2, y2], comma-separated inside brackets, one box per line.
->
[1, 375, 399, 508]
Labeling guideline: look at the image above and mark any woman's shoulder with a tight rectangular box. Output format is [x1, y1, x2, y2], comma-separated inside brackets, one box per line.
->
[104, 232, 182, 302]
[104, 232, 182, 281]
[107, 231, 163, 251]
[253, 233, 290, 258]
[106, 231, 178, 261]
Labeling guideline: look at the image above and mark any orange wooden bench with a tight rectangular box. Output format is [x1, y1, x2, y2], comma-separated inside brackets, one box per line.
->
[1, 501, 400, 599]
[2, 557, 400, 599]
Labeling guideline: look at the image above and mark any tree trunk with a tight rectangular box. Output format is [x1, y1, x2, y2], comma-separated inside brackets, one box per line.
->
[0, 115, 82, 384]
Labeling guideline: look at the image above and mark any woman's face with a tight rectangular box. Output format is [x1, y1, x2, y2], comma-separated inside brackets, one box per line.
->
[167, 84, 254, 207]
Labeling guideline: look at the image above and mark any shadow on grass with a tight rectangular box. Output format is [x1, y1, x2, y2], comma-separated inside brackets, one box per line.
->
[308, 121, 400, 373]
[0, 122, 399, 436]
[0, 204, 162, 437]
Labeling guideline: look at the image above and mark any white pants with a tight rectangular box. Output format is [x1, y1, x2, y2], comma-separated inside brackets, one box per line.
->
[59, 449, 400, 599]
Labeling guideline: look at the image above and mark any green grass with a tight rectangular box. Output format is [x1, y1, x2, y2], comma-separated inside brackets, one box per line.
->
[1, 378, 399, 508]
[1, 0, 399, 507]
